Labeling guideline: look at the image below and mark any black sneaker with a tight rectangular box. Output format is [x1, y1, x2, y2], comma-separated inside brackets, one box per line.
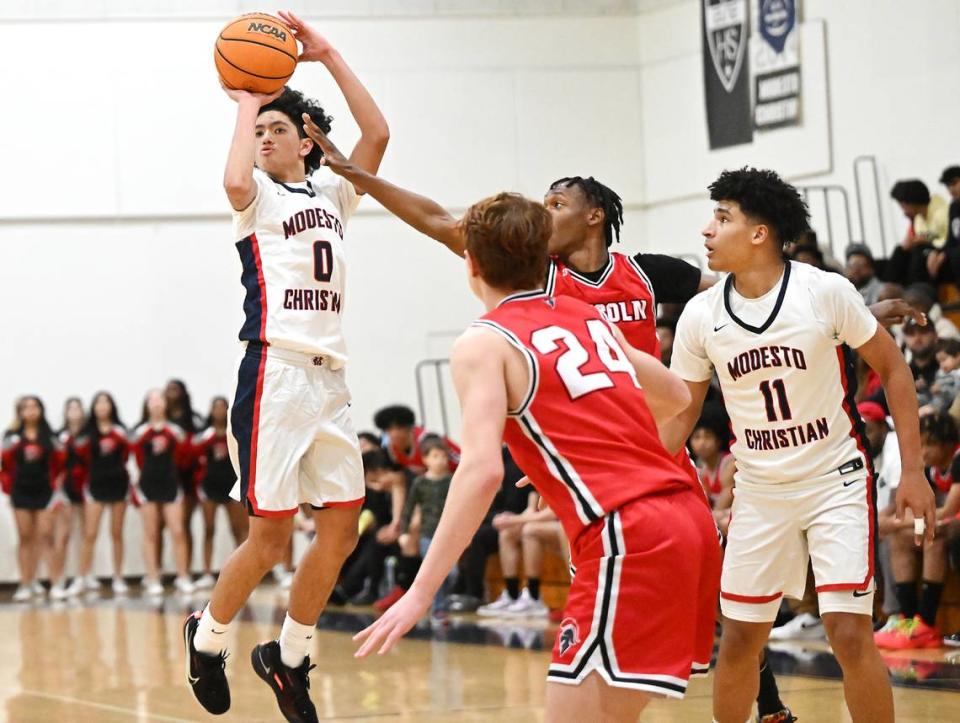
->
[183, 612, 230, 714]
[758, 708, 797, 723]
[944, 632, 960, 647]
[251, 640, 318, 723]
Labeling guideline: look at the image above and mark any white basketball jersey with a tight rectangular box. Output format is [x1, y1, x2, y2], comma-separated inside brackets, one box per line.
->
[671, 261, 878, 487]
[233, 168, 360, 366]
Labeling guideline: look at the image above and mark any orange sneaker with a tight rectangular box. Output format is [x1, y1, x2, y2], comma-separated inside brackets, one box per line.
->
[885, 616, 943, 650]
[373, 585, 405, 613]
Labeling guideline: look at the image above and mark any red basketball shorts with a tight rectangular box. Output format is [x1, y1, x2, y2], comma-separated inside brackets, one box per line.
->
[547, 488, 721, 698]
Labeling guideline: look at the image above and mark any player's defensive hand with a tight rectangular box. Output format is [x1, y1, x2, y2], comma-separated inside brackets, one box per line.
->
[353, 587, 431, 657]
[869, 298, 926, 329]
[277, 10, 334, 62]
[220, 78, 284, 106]
[301, 114, 354, 175]
[895, 469, 937, 546]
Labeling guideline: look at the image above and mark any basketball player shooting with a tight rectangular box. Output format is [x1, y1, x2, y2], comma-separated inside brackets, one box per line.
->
[183, 13, 389, 723]
[663, 168, 936, 723]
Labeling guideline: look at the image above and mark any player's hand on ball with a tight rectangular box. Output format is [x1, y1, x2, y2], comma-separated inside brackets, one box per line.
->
[277, 10, 334, 62]
[219, 78, 284, 106]
[301, 114, 351, 173]
[353, 587, 431, 657]
[895, 469, 936, 546]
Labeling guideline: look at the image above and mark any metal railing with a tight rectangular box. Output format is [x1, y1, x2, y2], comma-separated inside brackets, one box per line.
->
[853, 154, 889, 258]
[414, 358, 453, 438]
[797, 184, 855, 257]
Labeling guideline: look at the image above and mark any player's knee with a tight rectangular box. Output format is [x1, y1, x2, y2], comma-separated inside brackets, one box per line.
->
[719, 621, 767, 659]
[823, 616, 871, 662]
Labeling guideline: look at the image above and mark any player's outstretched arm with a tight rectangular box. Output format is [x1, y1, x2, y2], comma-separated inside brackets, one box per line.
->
[301, 115, 467, 256]
[278, 11, 389, 176]
[608, 325, 691, 425]
[857, 328, 936, 545]
[353, 330, 507, 657]
[221, 83, 284, 211]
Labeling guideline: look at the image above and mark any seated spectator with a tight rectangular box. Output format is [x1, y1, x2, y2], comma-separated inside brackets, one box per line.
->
[844, 244, 883, 305]
[515, 508, 567, 617]
[397, 437, 456, 616]
[918, 338, 960, 417]
[885, 180, 950, 286]
[688, 409, 733, 508]
[791, 243, 826, 269]
[332, 448, 406, 605]
[373, 404, 460, 474]
[357, 431, 382, 453]
[862, 402, 902, 618]
[448, 446, 526, 613]
[787, 230, 843, 272]
[923, 166, 960, 284]
[656, 316, 677, 366]
[875, 413, 960, 650]
[904, 317, 939, 396]
[903, 283, 959, 339]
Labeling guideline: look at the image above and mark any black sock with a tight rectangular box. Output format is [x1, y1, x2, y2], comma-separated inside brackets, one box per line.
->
[895, 581, 918, 619]
[756, 652, 785, 716]
[505, 577, 520, 599]
[397, 556, 420, 590]
[918, 580, 944, 626]
[527, 578, 541, 600]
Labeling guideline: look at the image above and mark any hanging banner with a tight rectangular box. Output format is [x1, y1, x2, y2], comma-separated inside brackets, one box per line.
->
[752, 0, 802, 130]
[702, 0, 753, 149]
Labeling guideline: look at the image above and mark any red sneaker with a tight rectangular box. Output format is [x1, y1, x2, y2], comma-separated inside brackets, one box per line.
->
[885, 616, 943, 650]
[873, 614, 907, 649]
[373, 585, 405, 612]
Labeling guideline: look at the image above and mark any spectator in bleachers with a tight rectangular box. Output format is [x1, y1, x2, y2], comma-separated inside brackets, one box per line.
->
[515, 508, 566, 617]
[397, 437, 455, 617]
[886, 180, 950, 286]
[863, 401, 902, 618]
[655, 316, 676, 367]
[918, 338, 960, 417]
[924, 167, 960, 284]
[689, 408, 732, 506]
[448, 446, 526, 613]
[791, 243, 825, 269]
[903, 283, 959, 339]
[844, 244, 883, 305]
[357, 431, 381, 453]
[876, 413, 960, 650]
[904, 317, 939, 400]
[373, 404, 461, 474]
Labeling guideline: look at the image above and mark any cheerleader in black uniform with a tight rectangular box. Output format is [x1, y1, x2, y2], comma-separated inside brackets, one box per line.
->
[69, 392, 130, 596]
[1, 396, 63, 602]
[193, 397, 248, 589]
[132, 389, 194, 595]
[164, 379, 203, 572]
[51, 397, 88, 599]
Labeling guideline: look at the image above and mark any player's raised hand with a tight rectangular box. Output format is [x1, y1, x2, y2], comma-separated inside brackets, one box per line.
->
[353, 588, 431, 658]
[868, 298, 926, 329]
[277, 10, 334, 62]
[301, 113, 352, 175]
[219, 78, 284, 106]
[895, 468, 937, 546]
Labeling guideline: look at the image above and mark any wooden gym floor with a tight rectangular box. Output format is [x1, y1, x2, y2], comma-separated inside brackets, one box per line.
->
[0, 584, 958, 722]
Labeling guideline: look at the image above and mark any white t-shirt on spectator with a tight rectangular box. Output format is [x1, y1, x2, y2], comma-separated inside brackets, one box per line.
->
[873, 428, 901, 510]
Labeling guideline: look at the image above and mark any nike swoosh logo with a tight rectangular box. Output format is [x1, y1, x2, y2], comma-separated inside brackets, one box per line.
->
[842, 479, 858, 487]
[212, 630, 226, 634]
[801, 621, 820, 629]
[853, 589, 871, 597]
[258, 648, 272, 677]
[713, 323, 728, 332]
[184, 624, 200, 685]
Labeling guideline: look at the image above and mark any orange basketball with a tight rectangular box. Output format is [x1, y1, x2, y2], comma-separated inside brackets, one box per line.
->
[215, 13, 298, 94]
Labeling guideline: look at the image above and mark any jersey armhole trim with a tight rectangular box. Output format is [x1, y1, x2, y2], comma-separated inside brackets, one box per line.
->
[471, 320, 539, 417]
[625, 254, 657, 310]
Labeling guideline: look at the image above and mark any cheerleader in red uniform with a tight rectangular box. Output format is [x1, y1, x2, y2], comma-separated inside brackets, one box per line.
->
[193, 397, 248, 589]
[132, 389, 194, 595]
[69, 392, 130, 596]
[1, 396, 64, 602]
[51, 397, 88, 599]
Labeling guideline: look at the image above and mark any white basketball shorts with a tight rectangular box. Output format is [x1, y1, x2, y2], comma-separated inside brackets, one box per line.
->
[227, 342, 364, 517]
[720, 469, 876, 622]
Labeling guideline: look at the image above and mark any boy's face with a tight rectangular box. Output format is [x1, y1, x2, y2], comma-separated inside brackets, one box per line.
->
[701, 201, 767, 273]
[937, 351, 960, 372]
[689, 428, 720, 461]
[255, 110, 310, 176]
[423, 447, 450, 473]
[921, 436, 952, 467]
[544, 185, 596, 256]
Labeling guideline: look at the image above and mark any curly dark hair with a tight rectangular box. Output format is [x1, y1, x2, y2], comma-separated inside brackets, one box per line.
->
[259, 87, 333, 175]
[920, 411, 959, 446]
[550, 176, 624, 247]
[373, 405, 416, 431]
[708, 167, 810, 247]
[890, 179, 930, 206]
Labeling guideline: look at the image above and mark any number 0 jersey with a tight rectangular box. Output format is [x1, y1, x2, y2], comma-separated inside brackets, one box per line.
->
[671, 261, 879, 487]
[233, 168, 360, 366]
[476, 291, 691, 546]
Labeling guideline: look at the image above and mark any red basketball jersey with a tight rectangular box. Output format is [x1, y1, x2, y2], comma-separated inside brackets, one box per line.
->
[476, 292, 690, 548]
[546, 252, 659, 357]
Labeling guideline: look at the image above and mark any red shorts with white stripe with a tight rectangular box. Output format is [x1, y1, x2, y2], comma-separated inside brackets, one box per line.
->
[227, 342, 365, 517]
[720, 471, 876, 622]
[548, 488, 721, 698]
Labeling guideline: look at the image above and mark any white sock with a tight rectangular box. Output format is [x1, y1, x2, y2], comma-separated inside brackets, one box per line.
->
[279, 613, 315, 669]
[193, 603, 232, 655]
